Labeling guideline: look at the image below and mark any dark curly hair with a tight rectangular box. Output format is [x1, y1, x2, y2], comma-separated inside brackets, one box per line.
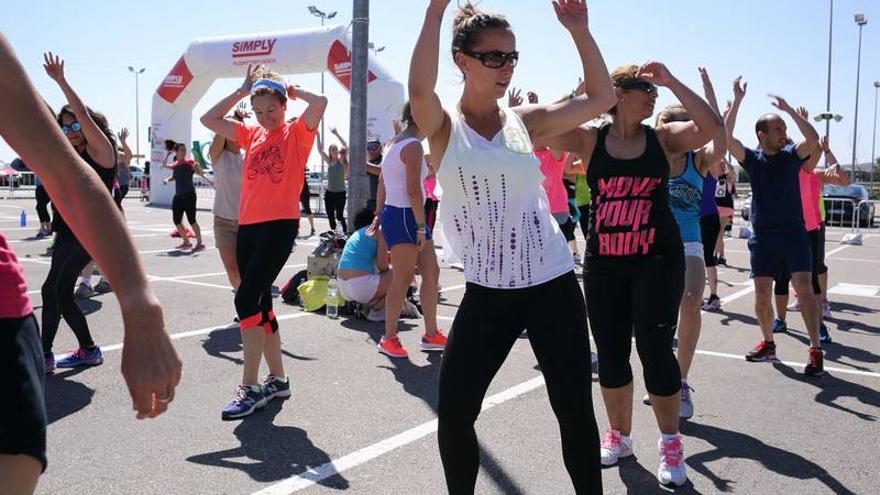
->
[57, 104, 117, 151]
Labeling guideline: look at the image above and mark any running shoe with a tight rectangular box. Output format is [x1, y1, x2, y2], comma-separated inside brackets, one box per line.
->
[93, 279, 112, 294]
[701, 295, 721, 311]
[36, 227, 48, 239]
[192, 243, 206, 253]
[822, 301, 832, 320]
[642, 394, 652, 406]
[679, 381, 695, 419]
[44, 352, 55, 375]
[572, 252, 582, 266]
[657, 434, 688, 487]
[421, 330, 447, 351]
[261, 375, 291, 401]
[599, 428, 633, 466]
[175, 241, 193, 250]
[377, 336, 408, 358]
[590, 352, 599, 365]
[786, 298, 801, 312]
[74, 282, 94, 299]
[804, 347, 824, 377]
[56, 346, 103, 368]
[45, 236, 56, 254]
[715, 256, 727, 266]
[366, 307, 386, 322]
[400, 299, 422, 318]
[771, 318, 787, 334]
[745, 340, 776, 362]
[819, 324, 833, 344]
[221, 385, 267, 420]
[519, 328, 528, 338]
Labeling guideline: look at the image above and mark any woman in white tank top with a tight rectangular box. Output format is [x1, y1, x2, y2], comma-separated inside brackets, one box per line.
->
[208, 106, 246, 289]
[374, 103, 446, 358]
[409, 1, 616, 493]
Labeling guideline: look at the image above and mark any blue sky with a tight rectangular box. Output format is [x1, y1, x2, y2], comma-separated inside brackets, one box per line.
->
[2, 0, 879, 169]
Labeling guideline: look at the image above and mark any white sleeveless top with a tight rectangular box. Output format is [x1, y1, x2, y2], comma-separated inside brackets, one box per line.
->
[382, 137, 428, 208]
[437, 106, 573, 289]
[211, 149, 243, 220]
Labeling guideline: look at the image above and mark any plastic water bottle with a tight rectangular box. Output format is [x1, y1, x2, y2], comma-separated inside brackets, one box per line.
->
[19, 209, 27, 227]
[326, 277, 339, 319]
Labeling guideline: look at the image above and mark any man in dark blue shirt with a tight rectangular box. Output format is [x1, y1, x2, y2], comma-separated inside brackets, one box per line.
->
[725, 76, 823, 376]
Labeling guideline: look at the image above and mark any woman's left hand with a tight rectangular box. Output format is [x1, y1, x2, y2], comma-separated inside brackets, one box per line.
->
[416, 231, 426, 252]
[552, 0, 588, 32]
[287, 84, 298, 100]
[636, 61, 675, 87]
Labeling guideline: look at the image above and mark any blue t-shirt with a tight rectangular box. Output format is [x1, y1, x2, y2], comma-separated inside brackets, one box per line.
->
[668, 152, 704, 243]
[338, 227, 378, 273]
[740, 144, 805, 233]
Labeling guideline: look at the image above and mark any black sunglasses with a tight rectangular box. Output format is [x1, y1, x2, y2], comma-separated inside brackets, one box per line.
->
[617, 80, 657, 94]
[366, 142, 381, 152]
[61, 121, 82, 135]
[460, 49, 519, 69]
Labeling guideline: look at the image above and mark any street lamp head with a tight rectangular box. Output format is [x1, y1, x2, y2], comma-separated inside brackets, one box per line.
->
[127, 66, 134, 72]
[308, 5, 322, 16]
[855, 13, 867, 26]
[874, 81, 880, 88]
[138, 68, 145, 74]
[833, 114, 844, 122]
[327, 11, 337, 19]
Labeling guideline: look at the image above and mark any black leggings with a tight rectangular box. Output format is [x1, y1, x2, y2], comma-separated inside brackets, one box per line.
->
[172, 191, 197, 225]
[324, 191, 347, 232]
[438, 271, 601, 494]
[300, 184, 313, 216]
[40, 234, 94, 353]
[35, 185, 51, 224]
[578, 204, 589, 240]
[586, 258, 684, 396]
[424, 198, 439, 232]
[114, 185, 129, 209]
[234, 219, 297, 331]
[560, 218, 576, 242]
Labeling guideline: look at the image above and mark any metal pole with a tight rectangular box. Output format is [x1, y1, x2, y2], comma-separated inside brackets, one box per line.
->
[320, 16, 326, 180]
[348, 0, 369, 228]
[824, 0, 834, 163]
[851, 22, 865, 182]
[134, 71, 141, 166]
[871, 84, 879, 195]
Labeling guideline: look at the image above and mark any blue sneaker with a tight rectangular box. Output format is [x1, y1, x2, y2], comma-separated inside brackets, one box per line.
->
[261, 375, 291, 402]
[819, 324, 833, 344]
[771, 319, 787, 334]
[56, 347, 103, 368]
[44, 353, 56, 374]
[221, 385, 267, 420]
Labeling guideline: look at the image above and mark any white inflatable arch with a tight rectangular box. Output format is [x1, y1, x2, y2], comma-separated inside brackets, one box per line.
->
[149, 24, 405, 206]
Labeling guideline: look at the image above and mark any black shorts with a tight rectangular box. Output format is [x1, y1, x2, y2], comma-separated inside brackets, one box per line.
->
[0, 314, 47, 472]
[700, 214, 720, 267]
[748, 229, 812, 278]
[299, 184, 312, 216]
[172, 191, 197, 225]
[774, 228, 823, 296]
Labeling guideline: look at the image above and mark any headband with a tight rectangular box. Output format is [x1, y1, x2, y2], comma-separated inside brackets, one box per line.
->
[251, 79, 287, 97]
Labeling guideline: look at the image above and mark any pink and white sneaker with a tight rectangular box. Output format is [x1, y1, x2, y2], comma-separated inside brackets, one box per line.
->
[657, 434, 687, 487]
[600, 428, 633, 466]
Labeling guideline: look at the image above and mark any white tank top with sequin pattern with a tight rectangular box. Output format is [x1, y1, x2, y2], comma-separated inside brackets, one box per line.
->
[436, 106, 573, 289]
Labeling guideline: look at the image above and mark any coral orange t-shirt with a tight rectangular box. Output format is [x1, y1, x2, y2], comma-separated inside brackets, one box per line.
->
[235, 118, 317, 225]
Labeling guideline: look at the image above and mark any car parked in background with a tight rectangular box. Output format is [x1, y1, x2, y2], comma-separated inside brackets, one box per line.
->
[823, 184, 875, 228]
[740, 192, 752, 221]
[306, 170, 327, 196]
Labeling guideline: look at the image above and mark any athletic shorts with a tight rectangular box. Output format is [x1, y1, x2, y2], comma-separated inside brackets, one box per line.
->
[213, 215, 239, 249]
[748, 229, 811, 279]
[717, 206, 735, 218]
[684, 241, 703, 259]
[172, 191, 197, 225]
[0, 314, 47, 472]
[380, 205, 432, 248]
[700, 214, 721, 267]
[338, 274, 381, 304]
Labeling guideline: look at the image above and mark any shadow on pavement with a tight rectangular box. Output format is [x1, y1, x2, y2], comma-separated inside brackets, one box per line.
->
[772, 362, 879, 422]
[716, 310, 758, 327]
[200, 326, 317, 365]
[45, 367, 95, 424]
[616, 457, 701, 494]
[681, 421, 855, 494]
[786, 329, 880, 372]
[186, 401, 349, 489]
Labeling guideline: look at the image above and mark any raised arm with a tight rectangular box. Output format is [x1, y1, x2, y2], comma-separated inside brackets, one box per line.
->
[515, 0, 615, 142]
[770, 95, 819, 159]
[117, 127, 133, 166]
[696, 67, 727, 172]
[315, 133, 331, 163]
[330, 127, 348, 149]
[208, 134, 226, 163]
[201, 65, 255, 142]
[725, 77, 747, 163]
[819, 137, 850, 186]
[43, 52, 115, 169]
[408, 1, 451, 154]
[289, 85, 327, 131]
[1, 35, 180, 419]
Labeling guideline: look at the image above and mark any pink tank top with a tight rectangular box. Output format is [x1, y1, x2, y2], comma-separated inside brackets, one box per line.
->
[0, 232, 32, 319]
[799, 170, 821, 232]
[424, 175, 438, 201]
[536, 150, 569, 214]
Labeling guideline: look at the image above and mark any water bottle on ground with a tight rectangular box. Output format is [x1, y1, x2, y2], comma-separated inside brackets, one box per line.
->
[326, 277, 339, 319]
[20, 209, 27, 227]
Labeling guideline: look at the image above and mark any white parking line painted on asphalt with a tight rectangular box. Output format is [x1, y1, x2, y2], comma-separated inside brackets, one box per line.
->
[147, 276, 233, 291]
[694, 349, 880, 378]
[828, 283, 880, 298]
[250, 375, 547, 495]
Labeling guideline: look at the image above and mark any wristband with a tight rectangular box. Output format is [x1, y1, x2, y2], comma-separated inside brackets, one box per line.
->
[416, 223, 426, 230]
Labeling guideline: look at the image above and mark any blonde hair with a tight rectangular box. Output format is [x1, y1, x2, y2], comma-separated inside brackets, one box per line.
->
[608, 64, 640, 115]
[655, 104, 689, 127]
[250, 66, 286, 104]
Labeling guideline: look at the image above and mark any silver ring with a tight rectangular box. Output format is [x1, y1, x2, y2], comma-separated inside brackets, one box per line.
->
[156, 396, 171, 404]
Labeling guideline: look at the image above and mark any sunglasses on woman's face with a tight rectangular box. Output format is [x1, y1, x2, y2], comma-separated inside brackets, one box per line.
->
[61, 121, 82, 135]
[366, 143, 381, 152]
[461, 49, 519, 69]
[618, 81, 657, 94]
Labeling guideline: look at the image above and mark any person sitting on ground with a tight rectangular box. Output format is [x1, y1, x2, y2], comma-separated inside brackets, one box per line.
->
[337, 208, 393, 321]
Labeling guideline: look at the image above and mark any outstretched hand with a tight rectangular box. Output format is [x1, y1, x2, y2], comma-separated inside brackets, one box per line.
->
[118, 127, 129, 142]
[769, 94, 794, 114]
[636, 61, 674, 87]
[508, 88, 523, 107]
[552, 0, 589, 31]
[43, 52, 66, 83]
[527, 91, 539, 104]
[820, 135, 831, 153]
[240, 64, 257, 94]
[733, 76, 747, 101]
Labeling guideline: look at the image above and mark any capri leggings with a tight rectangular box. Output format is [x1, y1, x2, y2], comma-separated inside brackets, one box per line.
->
[35, 185, 51, 224]
[172, 191, 197, 225]
[234, 219, 298, 332]
[586, 258, 684, 396]
[299, 183, 312, 216]
[438, 271, 601, 494]
[40, 233, 95, 353]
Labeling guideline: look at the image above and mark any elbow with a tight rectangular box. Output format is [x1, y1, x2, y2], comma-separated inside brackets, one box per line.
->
[199, 114, 213, 129]
[595, 87, 617, 113]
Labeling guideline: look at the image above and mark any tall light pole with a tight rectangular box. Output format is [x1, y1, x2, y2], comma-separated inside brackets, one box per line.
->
[850, 13, 868, 182]
[308, 5, 337, 179]
[127, 66, 146, 166]
[871, 81, 880, 193]
[348, 0, 369, 227]
[823, 0, 834, 159]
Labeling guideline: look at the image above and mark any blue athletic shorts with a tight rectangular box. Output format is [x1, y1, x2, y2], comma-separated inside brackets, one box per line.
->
[381, 205, 432, 248]
[748, 229, 812, 279]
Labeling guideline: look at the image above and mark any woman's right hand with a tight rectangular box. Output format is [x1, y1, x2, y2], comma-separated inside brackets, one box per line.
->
[240, 64, 256, 94]
[416, 231, 427, 252]
[367, 216, 381, 236]
[42, 52, 66, 83]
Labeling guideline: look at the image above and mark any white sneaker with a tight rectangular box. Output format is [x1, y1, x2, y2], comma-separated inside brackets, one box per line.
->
[74, 283, 94, 299]
[679, 381, 694, 419]
[600, 428, 633, 466]
[657, 434, 687, 487]
[366, 307, 386, 322]
[572, 252, 582, 266]
[786, 298, 801, 312]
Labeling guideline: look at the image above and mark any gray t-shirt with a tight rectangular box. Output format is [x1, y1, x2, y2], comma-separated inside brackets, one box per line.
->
[117, 162, 131, 185]
[211, 150, 243, 220]
[326, 159, 346, 193]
